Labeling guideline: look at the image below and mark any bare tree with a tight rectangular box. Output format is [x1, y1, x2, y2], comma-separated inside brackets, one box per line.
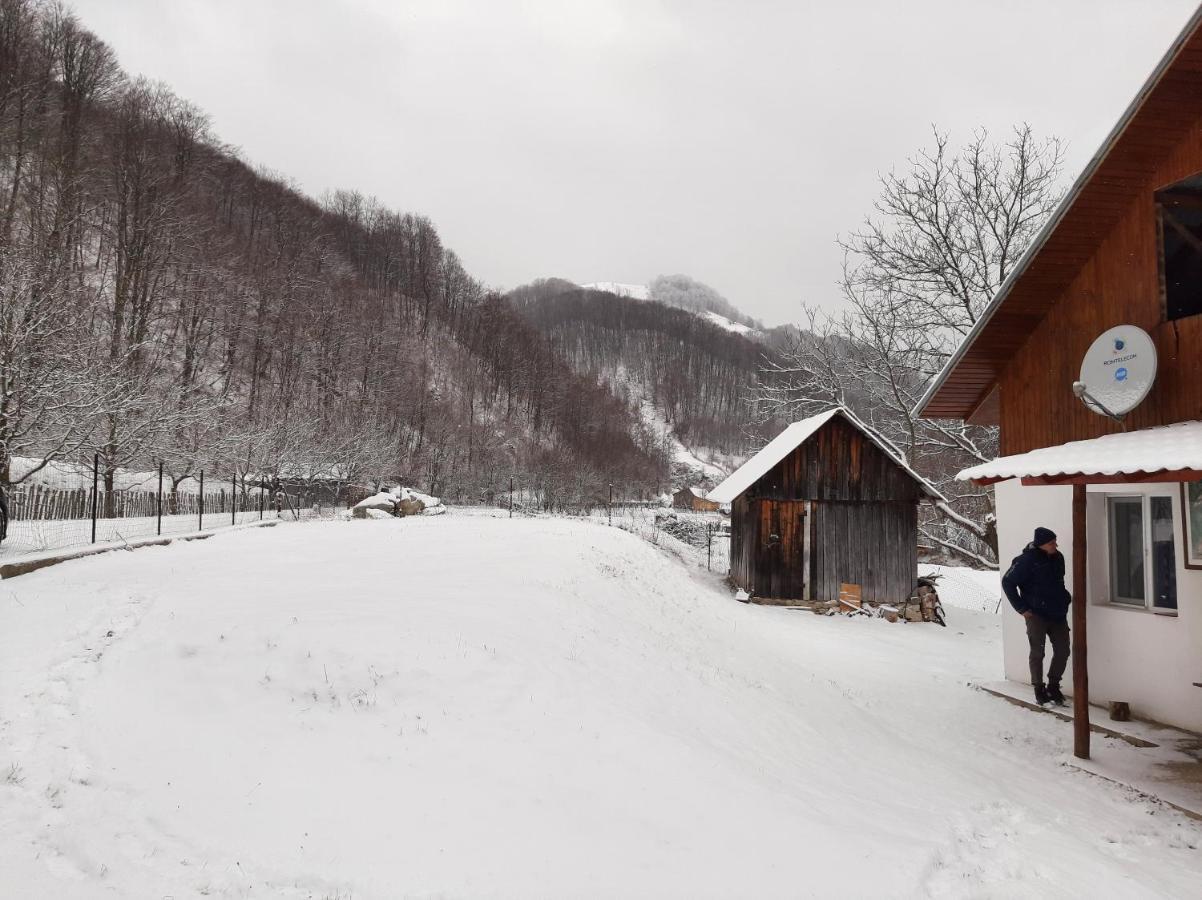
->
[759, 126, 1064, 568]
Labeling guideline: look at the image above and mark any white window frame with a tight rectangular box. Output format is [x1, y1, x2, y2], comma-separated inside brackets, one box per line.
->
[1104, 492, 1178, 614]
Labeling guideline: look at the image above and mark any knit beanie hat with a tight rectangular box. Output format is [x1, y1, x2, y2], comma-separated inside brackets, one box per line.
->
[1033, 526, 1057, 546]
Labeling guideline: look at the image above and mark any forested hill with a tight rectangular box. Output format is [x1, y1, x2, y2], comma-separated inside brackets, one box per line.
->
[0, 0, 665, 505]
[509, 280, 782, 481]
[648, 274, 763, 332]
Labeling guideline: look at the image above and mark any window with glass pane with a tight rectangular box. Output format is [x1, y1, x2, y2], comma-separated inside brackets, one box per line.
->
[1108, 497, 1145, 604]
[1150, 496, 1177, 610]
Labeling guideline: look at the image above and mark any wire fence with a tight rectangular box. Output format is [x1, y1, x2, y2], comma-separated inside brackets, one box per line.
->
[490, 498, 732, 574]
[0, 460, 343, 559]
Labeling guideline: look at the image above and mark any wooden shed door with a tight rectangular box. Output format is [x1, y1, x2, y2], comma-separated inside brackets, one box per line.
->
[753, 499, 809, 601]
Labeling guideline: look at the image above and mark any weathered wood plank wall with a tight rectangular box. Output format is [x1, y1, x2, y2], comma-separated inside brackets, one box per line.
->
[747, 416, 922, 504]
[810, 500, 916, 605]
[728, 415, 922, 603]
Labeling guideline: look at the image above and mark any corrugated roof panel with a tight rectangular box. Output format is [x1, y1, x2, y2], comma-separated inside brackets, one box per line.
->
[957, 420, 1202, 481]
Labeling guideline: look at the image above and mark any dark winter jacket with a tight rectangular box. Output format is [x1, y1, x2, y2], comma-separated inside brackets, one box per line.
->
[1002, 543, 1071, 622]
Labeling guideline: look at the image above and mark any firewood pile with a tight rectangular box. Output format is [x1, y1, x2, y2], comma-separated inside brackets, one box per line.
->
[807, 576, 946, 625]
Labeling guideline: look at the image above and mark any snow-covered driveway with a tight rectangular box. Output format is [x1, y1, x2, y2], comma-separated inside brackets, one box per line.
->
[1, 513, 1199, 898]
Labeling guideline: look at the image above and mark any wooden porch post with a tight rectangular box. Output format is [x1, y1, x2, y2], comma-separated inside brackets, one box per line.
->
[1072, 484, 1090, 760]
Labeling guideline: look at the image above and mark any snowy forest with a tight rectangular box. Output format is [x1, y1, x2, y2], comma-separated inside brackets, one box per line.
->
[0, 0, 674, 506]
[0, 0, 1070, 563]
[509, 279, 776, 462]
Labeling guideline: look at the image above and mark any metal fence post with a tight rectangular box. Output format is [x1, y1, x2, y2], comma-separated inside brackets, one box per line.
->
[157, 461, 163, 535]
[509, 476, 514, 518]
[198, 469, 204, 531]
[90, 453, 98, 543]
[259, 484, 264, 520]
[232, 474, 237, 526]
[707, 523, 713, 571]
[608, 482, 613, 527]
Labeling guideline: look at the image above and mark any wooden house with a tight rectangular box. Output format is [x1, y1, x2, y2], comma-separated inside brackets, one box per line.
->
[917, 8, 1202, 750]
[672, 486, 720, 512]
[708, 408, 944, 605]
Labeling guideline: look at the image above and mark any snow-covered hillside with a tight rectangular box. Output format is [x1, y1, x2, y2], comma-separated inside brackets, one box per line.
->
[580, 281, 650, 300]
[635, 389, 730, 482]
[701, 309, 758, 336]
[580, 280, 761, 338]
[2, 514, 1199, 897]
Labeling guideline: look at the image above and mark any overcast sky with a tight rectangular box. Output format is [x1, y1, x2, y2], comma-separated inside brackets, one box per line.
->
[69, 0, 1199, 325]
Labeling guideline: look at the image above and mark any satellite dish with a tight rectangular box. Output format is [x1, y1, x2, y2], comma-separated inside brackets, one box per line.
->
[1074, 324, 1157, 418]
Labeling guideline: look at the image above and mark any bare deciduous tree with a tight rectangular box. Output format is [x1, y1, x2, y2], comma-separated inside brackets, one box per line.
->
[758, 126, 1065, 568]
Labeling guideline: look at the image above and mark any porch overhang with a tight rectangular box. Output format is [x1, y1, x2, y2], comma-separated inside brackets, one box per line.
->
[956, 421, 1202, 487]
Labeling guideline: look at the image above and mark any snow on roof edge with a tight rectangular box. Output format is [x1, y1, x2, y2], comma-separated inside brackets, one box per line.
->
[707, 407, 945, 504]
[957, 420, 1202, 482]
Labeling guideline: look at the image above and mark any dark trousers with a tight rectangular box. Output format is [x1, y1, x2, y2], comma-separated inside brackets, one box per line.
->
[1026, 615, 1070, 687]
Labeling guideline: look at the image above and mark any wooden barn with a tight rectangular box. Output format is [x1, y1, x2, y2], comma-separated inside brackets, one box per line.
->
[708, 408, 944, 605]
[672, 486, 720, 512]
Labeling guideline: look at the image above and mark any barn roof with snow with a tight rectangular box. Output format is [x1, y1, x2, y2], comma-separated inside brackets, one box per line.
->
[708, 408, 945, 505]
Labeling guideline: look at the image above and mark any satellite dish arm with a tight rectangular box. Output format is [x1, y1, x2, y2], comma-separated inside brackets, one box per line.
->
[1072, 381, 1127, 430]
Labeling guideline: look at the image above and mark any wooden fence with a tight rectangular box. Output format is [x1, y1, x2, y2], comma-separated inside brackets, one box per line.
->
[6, 485, 268, 522]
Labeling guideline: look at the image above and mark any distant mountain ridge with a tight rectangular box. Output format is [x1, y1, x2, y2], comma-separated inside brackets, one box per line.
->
[508, 279, 783, 485]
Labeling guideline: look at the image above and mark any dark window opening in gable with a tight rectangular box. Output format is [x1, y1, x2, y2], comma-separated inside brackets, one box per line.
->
[1156, 173, 1202, 321]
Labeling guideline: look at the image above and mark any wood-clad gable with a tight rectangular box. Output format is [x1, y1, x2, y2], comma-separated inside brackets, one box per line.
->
[744, 414, 924, 504]
[998, 152, 1202, 455]
[921, 10, 1202, 425]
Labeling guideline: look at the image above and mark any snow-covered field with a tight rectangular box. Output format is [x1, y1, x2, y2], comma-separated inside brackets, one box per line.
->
[1, 513, 1198, 898]
[0, 509, 282, 558]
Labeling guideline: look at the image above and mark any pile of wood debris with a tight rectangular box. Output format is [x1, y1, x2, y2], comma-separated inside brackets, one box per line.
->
[807, 577, 946, 626]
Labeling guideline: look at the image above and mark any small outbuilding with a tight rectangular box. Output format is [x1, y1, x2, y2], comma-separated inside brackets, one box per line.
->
[708, 408, 944, 605]
[672, 486, 720, 512]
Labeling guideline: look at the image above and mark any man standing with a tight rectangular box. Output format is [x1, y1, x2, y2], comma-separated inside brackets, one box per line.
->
[1002, 526, 1071, 707]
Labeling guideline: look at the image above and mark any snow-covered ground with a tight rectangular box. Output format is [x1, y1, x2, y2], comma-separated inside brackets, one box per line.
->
[2, 513, 1199, 898]
[921, 563, 1003, 612]
[0, 509, 280, 558]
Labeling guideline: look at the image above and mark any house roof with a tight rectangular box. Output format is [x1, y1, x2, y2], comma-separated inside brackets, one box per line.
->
[917, 6, 1202, 422]
[707, 407, 945, 504]
[957, 420, 1202, 485]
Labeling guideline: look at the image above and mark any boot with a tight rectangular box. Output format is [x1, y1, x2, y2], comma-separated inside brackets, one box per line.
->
[1033, 683, 1051, 707]
[1047, 682, 1067, 707]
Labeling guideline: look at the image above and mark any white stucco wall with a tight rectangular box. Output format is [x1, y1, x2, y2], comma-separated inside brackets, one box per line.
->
[994, 478, 1202, 733]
